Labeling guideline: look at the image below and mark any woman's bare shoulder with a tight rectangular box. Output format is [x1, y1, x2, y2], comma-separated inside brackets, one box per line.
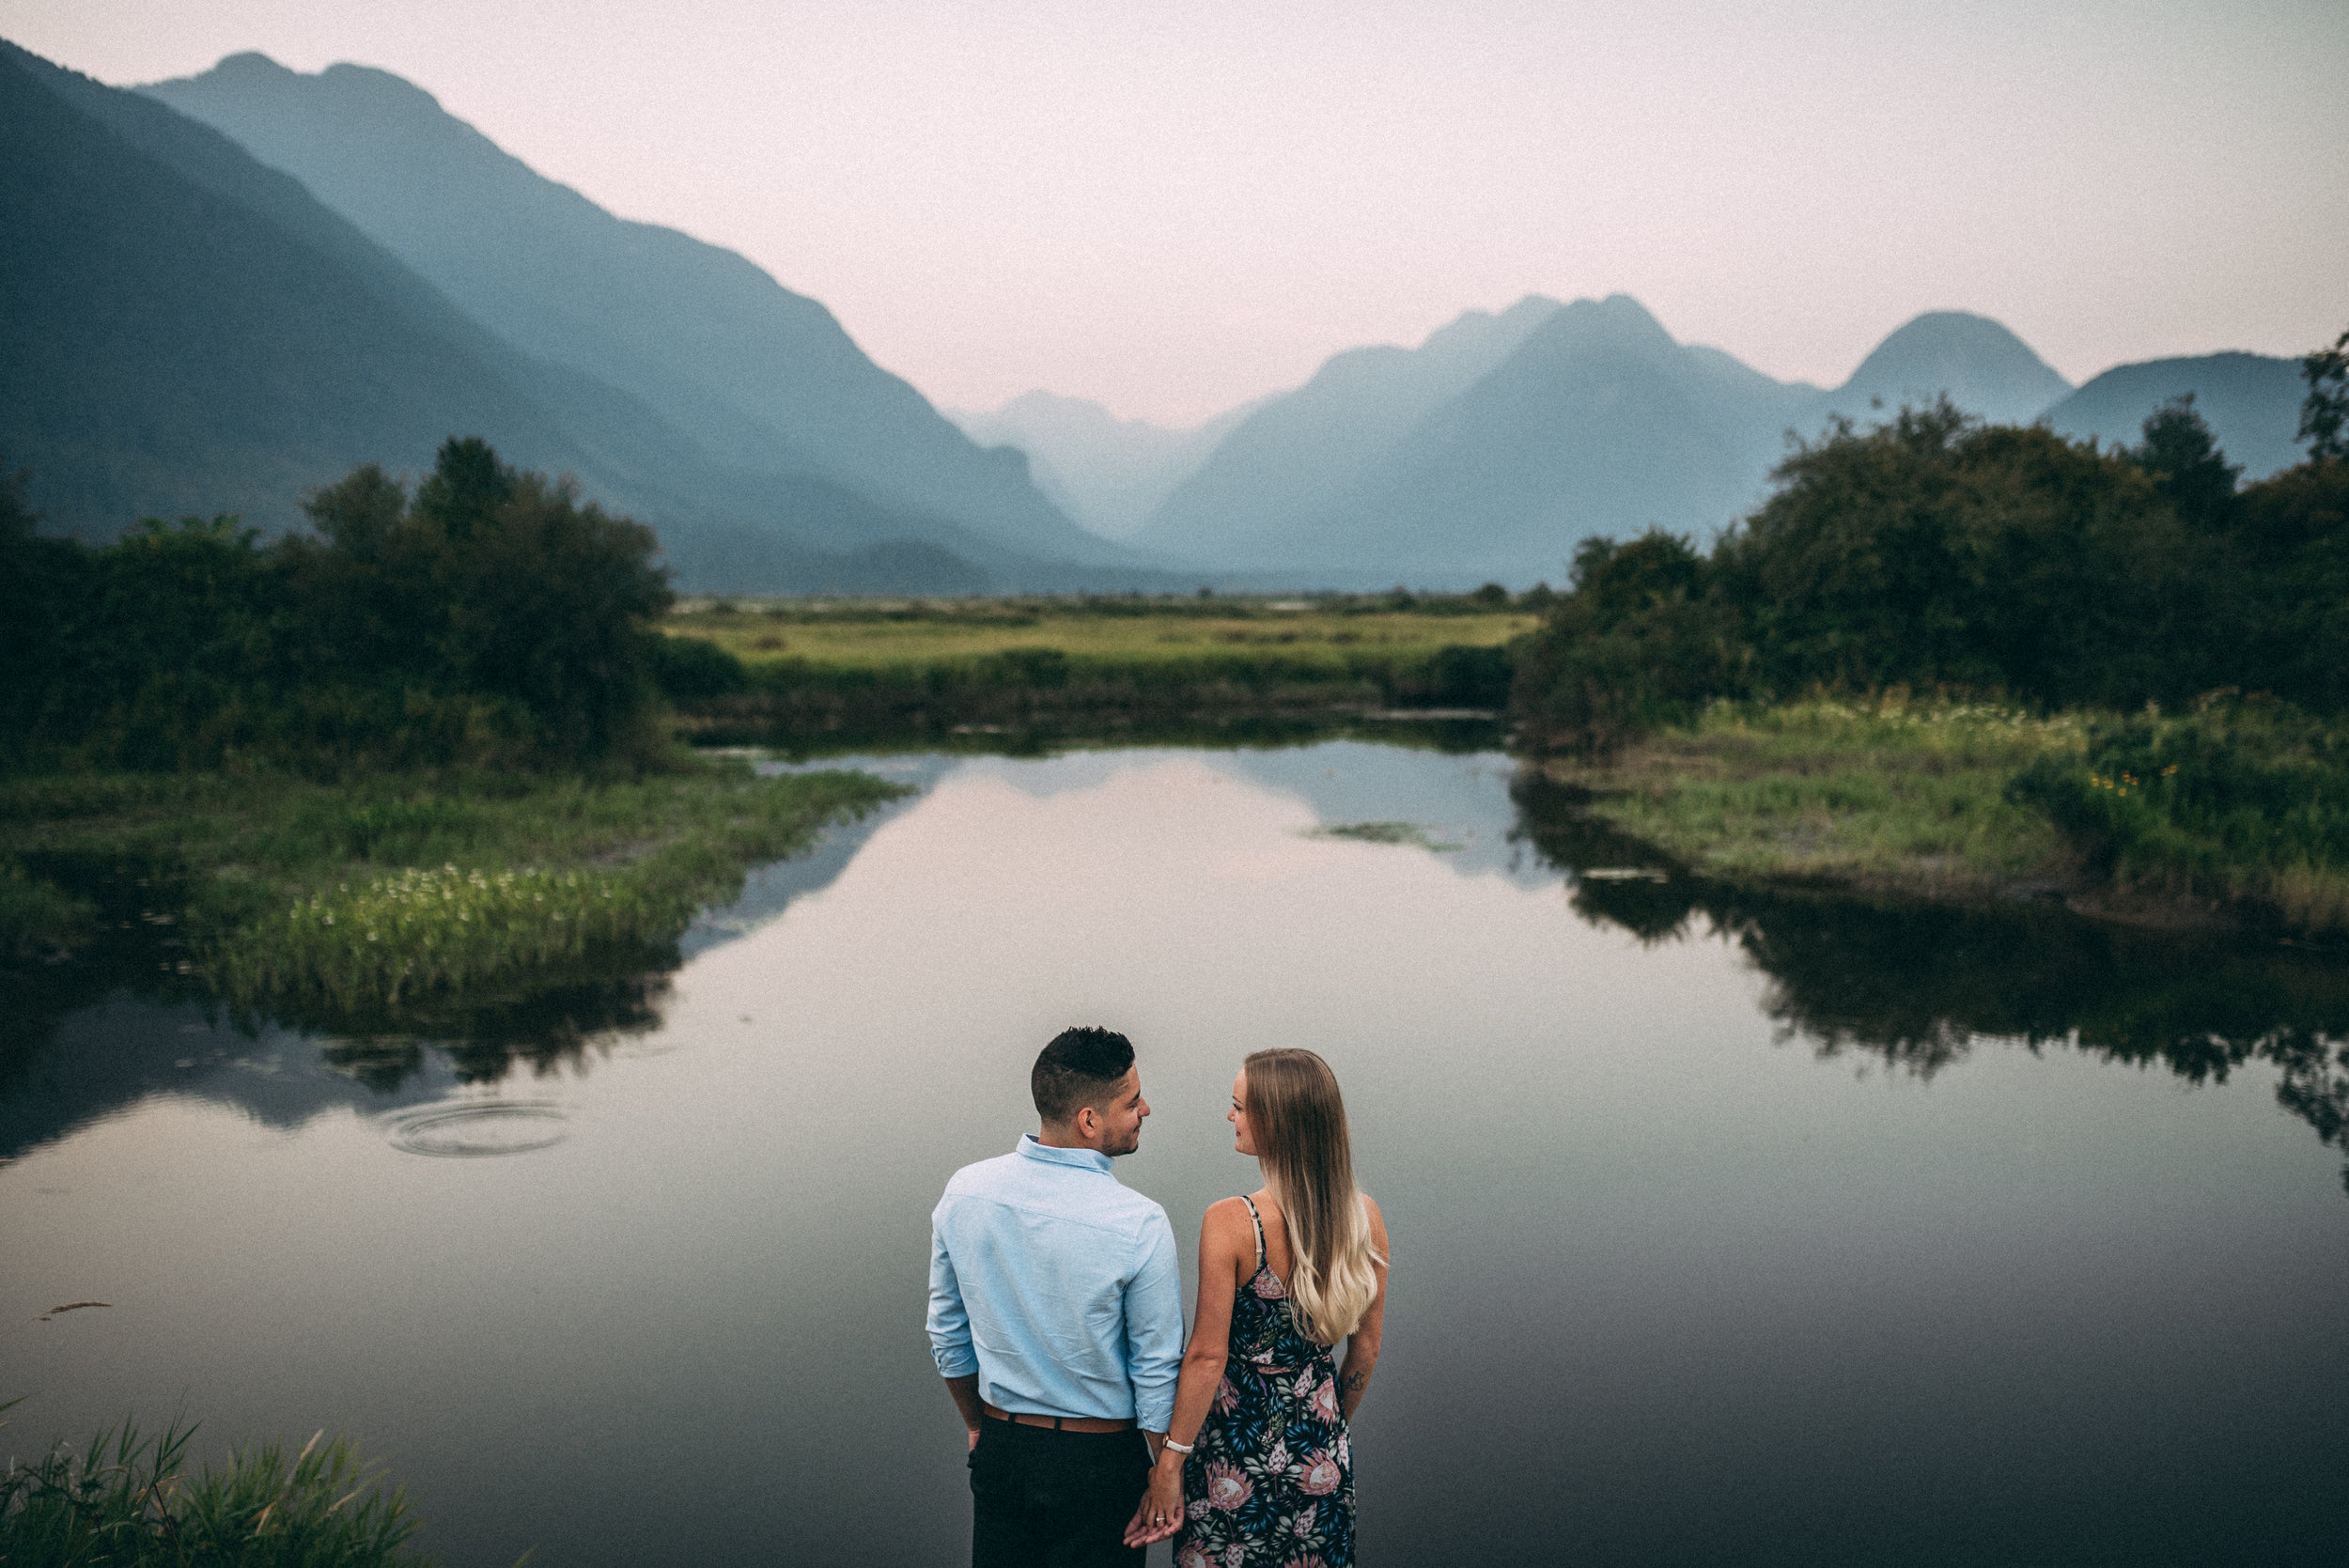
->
[1199, 1196, 1258, 1237]
[1361, 1192, 1389, 1243]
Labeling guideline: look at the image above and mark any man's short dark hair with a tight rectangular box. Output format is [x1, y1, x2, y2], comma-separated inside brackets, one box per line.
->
[1033, 1026, 1136, 1126]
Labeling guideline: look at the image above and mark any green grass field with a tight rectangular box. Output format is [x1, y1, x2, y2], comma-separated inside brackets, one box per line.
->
[666, 594, 1536, 673]
[659, 596, 1538, 741]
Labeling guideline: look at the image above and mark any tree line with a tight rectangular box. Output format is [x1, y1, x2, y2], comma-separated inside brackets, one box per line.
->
[1511, 329, 2349, 750]
[1, 438, 674, 772]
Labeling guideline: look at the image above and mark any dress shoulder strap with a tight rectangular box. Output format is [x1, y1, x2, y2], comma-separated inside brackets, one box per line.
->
[1238, 1194, 1267, 1271]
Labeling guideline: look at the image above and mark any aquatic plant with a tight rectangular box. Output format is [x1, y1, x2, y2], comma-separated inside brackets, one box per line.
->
[0, 1406, 441, 1566]
[227, 864, 673, 1006]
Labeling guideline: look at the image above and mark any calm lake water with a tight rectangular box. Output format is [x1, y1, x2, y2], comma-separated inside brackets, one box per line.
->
[6, 739, 2347, 1566]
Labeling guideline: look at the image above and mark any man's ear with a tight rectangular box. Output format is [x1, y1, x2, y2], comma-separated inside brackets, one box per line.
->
[1073, 1104, 1099, 1140]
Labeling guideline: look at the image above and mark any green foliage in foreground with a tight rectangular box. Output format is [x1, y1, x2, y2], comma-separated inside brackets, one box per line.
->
[0, 1410, 439, 1567]
[1, 760, 903, 1014]
[2013, 698, 2349, 931]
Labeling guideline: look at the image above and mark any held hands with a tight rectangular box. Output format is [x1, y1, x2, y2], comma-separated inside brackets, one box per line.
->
[1122, 1452, 1187, 1547]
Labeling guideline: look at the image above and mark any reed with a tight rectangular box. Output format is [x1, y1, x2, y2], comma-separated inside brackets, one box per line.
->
[0, 1405, 443, 1567]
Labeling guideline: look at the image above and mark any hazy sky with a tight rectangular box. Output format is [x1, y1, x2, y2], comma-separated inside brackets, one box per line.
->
[6, 0, 2341, 425]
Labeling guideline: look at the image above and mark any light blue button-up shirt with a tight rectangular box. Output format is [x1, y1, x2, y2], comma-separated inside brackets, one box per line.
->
[927, 1134, 1184, 1432]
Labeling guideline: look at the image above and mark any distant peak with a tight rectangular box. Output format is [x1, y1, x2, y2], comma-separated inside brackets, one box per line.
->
[208, 51, 294, 80]
[170, 53, 448, 114]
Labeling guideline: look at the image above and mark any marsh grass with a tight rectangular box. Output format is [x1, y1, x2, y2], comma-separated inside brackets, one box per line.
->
[0, 1405, 442, 1567]
[2011, 697, 2349, 933]
[0, 759, 903, 1013]
[1542, 694, 2089, 897]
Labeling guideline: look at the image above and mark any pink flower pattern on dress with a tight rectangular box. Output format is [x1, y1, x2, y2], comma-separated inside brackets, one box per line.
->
[1174, 1195, 1356, 1566]
[1204, 1463, 1253, 1513]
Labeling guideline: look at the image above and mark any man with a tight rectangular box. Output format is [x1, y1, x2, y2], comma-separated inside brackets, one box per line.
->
[928, 1026, 1184, 1567]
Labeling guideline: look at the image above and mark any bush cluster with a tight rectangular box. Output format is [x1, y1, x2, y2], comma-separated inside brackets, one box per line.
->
[1, 438, 673, 772]
[1512, 392, 2349, 752]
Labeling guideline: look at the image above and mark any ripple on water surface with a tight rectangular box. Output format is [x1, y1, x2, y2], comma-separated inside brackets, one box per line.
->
[383, 1100, 569, 1158]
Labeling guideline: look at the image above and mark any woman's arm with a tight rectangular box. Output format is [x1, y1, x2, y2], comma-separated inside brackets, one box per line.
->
[1126, 1200, 1251, 1546]
[1337, 1195, 1388, 1421]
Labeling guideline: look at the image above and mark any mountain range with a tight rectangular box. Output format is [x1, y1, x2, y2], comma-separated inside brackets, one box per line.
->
[946, 392, 1268, 542]
[1088, 302, 2299, 584]
[2, 40, 1173, 592]
[5, 39, 2316, 592]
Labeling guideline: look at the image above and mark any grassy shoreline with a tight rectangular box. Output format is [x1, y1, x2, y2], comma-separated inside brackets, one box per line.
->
[1534, 696, 2087, 900]
[0, 756, 904, 1016]
[1531, 694, 2349, 937]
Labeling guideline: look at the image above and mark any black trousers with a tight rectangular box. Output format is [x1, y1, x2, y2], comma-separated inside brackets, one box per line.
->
[968, 1418, 1150, 1568]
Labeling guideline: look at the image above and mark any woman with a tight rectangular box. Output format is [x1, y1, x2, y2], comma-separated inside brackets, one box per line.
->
[1127, 1048, 1389, 1565]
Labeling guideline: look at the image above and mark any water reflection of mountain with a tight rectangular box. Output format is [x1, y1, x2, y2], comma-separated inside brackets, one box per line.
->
[1511, 770, 2349, 1188]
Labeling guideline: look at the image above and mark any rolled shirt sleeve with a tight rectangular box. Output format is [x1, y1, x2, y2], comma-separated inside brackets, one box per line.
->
[926, 1206, 979, 1378]
[1123, 1207, 1185, 1432]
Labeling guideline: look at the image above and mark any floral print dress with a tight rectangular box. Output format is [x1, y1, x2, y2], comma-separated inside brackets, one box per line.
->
[1174, 1195, 1354, 1568]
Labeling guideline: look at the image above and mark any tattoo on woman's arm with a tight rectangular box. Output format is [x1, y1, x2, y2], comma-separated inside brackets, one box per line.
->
[1340, 1370, 1366, 1395]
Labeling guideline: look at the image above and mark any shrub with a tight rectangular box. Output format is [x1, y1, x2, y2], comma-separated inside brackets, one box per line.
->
[1511, 531, 1750, 752]
[650, 631, 751, 701]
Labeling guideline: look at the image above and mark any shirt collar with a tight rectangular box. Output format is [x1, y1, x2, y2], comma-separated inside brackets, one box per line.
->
[1018, 1133, 1113, 1174]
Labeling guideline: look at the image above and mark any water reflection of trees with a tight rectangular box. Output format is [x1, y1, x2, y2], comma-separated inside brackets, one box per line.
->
[0, 856, 675, 1160]
[1510, 770, 2349, 1189]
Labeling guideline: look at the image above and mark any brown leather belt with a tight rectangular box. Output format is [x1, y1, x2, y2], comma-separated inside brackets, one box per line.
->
[982, 1400, 1135, 1435]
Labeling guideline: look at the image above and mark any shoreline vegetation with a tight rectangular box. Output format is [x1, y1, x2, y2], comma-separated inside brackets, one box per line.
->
[0, 439, 905, 1028]
[0, 1405, 451, 1567]
[1, 762, 901, 1009]
[1506, 350, 2349, 939]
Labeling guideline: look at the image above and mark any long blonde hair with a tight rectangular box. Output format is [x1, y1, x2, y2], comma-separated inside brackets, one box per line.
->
[1245, 1048, 1382, 1345]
